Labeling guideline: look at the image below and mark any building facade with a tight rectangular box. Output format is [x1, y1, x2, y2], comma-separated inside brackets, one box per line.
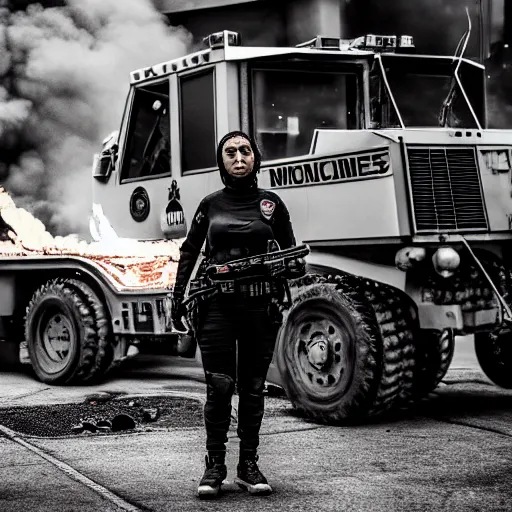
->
[154, 0, 502, 59]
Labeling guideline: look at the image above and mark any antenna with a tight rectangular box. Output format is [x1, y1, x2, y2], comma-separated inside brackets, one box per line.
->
[478, 0, 485, 63]
[438, 7, 481, 129]
[455, 7, 472, 61]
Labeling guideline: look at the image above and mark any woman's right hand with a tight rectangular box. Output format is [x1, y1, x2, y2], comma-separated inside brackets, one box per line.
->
[170, 286, 188, 332]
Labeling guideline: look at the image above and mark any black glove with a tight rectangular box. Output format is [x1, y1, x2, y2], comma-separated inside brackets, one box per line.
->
[170, 286, 188, 332]
[283, 257, 306, 279]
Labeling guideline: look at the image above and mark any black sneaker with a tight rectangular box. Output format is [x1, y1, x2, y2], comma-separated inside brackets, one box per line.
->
[234, 454, 272, 495]
[197, 454, 227, 499]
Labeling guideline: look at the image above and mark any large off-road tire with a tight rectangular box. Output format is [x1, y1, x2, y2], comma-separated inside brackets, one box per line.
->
[275, 274, 416, 424]
[465, 250, 512, 388]
[64, 279, 114, 382]
[25, 279, 105, 384]
[409, 328, 455, 399]
[475, 327, 512, 388]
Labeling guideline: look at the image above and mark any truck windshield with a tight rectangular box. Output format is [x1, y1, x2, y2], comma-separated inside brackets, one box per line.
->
[251, 64, 360, 160]
[372, 55, 484, 129]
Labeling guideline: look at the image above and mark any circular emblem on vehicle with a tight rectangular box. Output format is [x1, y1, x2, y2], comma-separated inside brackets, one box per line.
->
[130, 187, 150, 222]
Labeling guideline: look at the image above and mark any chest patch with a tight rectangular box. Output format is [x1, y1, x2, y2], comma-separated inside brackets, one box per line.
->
[260, 199, 276, 220]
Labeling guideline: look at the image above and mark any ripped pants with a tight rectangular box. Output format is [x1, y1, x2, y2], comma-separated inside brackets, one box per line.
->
[196, 294, 278, 455]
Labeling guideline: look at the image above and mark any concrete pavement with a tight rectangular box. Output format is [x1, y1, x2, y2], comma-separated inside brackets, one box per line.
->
[1, 387, 512, 512]
[0, 336, 511, 511]
[0, 433, 122, 512]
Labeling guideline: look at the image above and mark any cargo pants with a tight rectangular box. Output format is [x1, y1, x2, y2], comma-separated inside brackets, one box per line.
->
[196, 293, 278, 456]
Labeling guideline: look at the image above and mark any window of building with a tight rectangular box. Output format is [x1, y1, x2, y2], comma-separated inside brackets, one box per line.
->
[251, 65, 360, 160]
[179, 68, 216, 172]
[121, 81, 171, 181]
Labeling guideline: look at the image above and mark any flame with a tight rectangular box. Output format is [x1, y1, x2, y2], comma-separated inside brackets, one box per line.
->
[0, 187, 180, 290]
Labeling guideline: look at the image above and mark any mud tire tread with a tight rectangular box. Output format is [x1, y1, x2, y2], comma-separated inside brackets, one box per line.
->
[360, 279, 417, 411]
[410, 328, 455, 399]
[62, 279, 114, 383]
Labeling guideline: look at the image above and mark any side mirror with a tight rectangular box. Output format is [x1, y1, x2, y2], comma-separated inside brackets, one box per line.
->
[92, 131, 119, 183]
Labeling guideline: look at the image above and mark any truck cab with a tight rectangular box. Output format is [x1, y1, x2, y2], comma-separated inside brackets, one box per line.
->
[92, 30, 508, 262]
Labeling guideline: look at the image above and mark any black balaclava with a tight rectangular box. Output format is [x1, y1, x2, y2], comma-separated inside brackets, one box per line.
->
[216, 130, 261, 192]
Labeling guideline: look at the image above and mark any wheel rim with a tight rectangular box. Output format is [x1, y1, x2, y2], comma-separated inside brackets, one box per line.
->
[285, 299, 356, 401]
[35, 307, 76, 375]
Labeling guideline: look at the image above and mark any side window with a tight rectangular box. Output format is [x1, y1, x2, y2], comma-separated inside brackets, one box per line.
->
[121, 81, 170, 181]
[369, 69, 401, 129]
[180, 68, 216, 173]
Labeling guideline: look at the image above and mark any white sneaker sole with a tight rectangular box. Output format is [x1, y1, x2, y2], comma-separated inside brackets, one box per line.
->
[197, 484, 221, 499]
[234, 477, 272, 495]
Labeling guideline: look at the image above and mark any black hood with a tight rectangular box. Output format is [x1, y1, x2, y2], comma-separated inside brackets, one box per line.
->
[216, 131, 261, 192]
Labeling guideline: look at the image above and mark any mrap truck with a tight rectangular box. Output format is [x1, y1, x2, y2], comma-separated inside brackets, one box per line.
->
[54, 29, 512, 423]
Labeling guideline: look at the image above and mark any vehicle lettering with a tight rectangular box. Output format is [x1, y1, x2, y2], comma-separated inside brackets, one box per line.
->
[266, 148, 391, 189]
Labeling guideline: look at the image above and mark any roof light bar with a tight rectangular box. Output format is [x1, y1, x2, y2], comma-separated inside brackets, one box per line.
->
[296, 36, 342, 50]
[203, 30, 242, 49]
[350, 34, 415, 52]
[296, 34, 415, 53]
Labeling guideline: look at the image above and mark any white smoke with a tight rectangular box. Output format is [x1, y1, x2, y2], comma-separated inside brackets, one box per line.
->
[0, 0, 192, 236]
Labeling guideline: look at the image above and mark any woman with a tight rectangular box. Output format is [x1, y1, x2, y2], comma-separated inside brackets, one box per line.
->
[171, 131, 304, 499]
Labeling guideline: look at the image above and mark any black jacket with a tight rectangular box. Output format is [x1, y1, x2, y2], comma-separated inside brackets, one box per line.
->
[173, 186, 297, 294]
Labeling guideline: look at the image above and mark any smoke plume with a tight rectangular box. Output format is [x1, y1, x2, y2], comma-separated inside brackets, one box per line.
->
[0, 0, 191, 237]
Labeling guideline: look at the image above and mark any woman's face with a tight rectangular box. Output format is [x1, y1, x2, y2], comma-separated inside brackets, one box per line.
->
[222, 136, 254, 178]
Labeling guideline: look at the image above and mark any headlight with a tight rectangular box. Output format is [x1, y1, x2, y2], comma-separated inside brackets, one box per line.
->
[395, 246, 426, 271]
[432, 246, 460, 278]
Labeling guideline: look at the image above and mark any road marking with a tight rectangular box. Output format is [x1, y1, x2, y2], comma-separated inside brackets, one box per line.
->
[423, 415, 512, 438]
[0, 424, 142, 512]
[0, 386, 51, 402]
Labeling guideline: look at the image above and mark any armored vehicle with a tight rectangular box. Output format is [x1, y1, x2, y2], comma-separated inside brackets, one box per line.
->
[91, 29, 512, 423]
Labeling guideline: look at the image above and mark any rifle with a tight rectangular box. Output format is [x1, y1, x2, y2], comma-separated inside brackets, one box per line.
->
[205, 243, 310, 281]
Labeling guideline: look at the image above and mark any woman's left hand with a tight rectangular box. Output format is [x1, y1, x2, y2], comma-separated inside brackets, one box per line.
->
[284, 257, 306, 278]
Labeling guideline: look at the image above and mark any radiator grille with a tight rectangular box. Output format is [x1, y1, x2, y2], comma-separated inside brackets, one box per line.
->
[407, 146, 488, 232]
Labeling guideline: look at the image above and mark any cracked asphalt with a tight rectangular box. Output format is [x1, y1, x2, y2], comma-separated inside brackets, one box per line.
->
[0, 337, 511, 512]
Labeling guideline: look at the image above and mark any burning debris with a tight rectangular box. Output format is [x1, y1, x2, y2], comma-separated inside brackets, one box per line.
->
[0, 185, 180, 289]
